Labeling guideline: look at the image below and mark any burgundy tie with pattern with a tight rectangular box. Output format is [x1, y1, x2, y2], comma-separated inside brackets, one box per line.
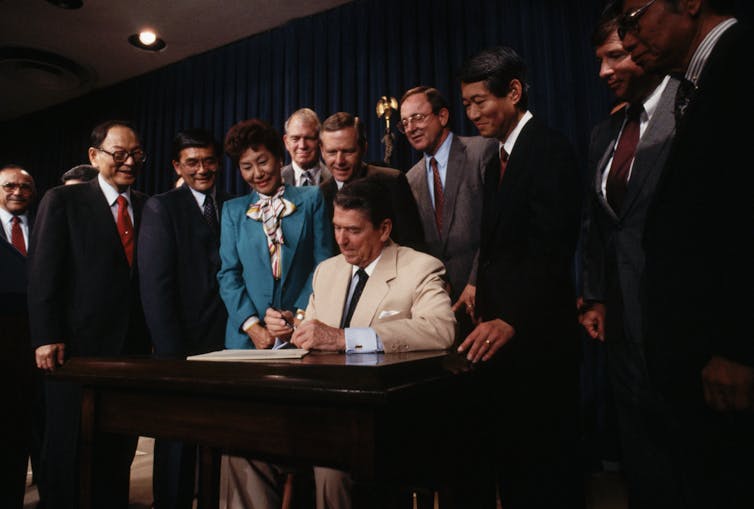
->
[116, 195, 134, 266]
[10, 216, 26, 256]
[606, 104, 642, 213]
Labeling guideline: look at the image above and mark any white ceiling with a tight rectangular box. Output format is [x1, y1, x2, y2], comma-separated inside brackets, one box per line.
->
[0, 0, 351, 121]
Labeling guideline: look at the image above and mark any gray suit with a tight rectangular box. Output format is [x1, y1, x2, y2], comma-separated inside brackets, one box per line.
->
[581, 77, 679, 508]
[406, 134, 497, 302]
[281, 161, 330, 186]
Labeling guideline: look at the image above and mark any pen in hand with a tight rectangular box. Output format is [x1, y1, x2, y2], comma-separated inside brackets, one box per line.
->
[271, 307, 295, 329]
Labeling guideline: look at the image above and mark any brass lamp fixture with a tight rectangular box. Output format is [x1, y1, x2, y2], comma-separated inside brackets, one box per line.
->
[375, 95, 399, 165]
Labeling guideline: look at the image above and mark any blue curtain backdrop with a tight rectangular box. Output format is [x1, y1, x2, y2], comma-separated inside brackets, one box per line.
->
[0, 0, 612, 195]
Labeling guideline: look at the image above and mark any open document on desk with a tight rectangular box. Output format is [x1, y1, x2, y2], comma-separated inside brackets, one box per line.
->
[186, 349, 309, 361]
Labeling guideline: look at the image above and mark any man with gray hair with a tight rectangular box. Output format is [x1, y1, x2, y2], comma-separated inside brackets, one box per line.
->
[281, 108, 330, 186]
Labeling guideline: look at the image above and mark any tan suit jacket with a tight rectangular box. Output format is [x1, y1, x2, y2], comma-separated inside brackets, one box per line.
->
[305, 240, 456, 352]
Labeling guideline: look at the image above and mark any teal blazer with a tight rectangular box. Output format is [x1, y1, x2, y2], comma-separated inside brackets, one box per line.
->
[218, 185, 332, 348]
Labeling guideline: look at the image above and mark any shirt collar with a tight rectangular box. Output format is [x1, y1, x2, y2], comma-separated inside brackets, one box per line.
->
[98, 173, 131, 206]
[0, 207, 27, 225]
[351, 251, 382, 278]
[686, 18, 737, 86]
[187, 185, 216, 209]
[500, 110, 533, 157]
[424, 131, 453, 169]
[640, 75, 671, 121]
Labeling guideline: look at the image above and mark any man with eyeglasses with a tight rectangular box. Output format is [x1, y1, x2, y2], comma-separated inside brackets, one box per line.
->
[281, 108, 331, 187]
[28, 120, 152, 509]
[578, 3, 680, 507]
[138, 128, 232, 509]
[319, 111, 425, 252]
[0, 164, 40, 509]
[399, 86, 497, 344]
[617, 1, 754, 508]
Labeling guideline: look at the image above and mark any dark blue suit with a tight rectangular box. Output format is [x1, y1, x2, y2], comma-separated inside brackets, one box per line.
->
[218, 185, 332, 348]
[642, 22, 754, 508]
[476, 116, 584, 509]
[27, 178, 150, 509]
[1, 220, 34, 509]
[138, 184, 232, 509]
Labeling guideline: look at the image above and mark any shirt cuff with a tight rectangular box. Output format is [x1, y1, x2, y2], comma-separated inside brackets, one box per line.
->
[241, 316, 260, 333]
[344, 327, 384, 354]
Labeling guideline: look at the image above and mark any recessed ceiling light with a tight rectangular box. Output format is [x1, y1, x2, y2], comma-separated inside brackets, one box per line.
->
[44, 0, 84, 8]
[128, 31, 166, 52]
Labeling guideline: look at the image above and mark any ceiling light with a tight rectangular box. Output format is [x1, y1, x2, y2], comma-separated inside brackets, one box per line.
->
[128, 30, 166, 52]
[138, 31, 157, 46]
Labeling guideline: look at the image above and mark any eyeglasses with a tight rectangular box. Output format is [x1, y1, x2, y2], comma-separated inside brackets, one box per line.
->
[397, 112, 433, 134]
[95, 147, 147, 165]
[181, 157, 219, 170]
[618, 0, 657, 39]
[1, 183, 33, 193]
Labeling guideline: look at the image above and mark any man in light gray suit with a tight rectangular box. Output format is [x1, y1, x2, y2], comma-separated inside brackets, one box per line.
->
[399, 86, 497, 340]
[578, 4, 680, 507]
[281, 108, 330, 186]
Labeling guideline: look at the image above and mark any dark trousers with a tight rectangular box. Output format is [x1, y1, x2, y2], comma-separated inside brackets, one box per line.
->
[153, 439, 198, 509]
[43, 379, 138, 509]
[0, 311, 33, 509]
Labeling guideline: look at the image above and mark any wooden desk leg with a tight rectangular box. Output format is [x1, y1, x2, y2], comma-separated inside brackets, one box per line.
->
[79, 388, 95, 509]
[198, 446, 220, 509]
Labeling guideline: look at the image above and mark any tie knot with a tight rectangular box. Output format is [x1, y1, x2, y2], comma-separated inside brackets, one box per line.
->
[500, 147, 508, 162]
[117, 195, 128, 208]
[356, 268, 368, 281]
[11, 215, 21, 225]
[430, 157, 438, 170]
[204, 194, 214, 207]
[627, 104, 643, 121]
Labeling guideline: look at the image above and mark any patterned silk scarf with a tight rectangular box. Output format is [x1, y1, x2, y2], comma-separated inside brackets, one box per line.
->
[246, 185, 296, 280]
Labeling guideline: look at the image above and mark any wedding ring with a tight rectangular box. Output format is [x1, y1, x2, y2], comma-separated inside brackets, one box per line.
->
[485, 339, 491, 345]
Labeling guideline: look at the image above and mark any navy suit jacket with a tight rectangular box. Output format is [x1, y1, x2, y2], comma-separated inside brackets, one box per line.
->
[477, 116, 582, 364]
[0, 215, 30, 312]
[320, 163, 426, 253]
[642, 22, 754, 405]
[27, 178, 150, 357]
[138, 184, 232, 357]
[218, 185, 332, 348]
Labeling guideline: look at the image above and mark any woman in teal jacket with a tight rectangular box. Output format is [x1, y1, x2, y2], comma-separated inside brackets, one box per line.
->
[218, 118, 332, 349]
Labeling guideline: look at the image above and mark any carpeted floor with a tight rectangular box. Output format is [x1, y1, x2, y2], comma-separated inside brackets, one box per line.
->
[24, 436, 628, 509]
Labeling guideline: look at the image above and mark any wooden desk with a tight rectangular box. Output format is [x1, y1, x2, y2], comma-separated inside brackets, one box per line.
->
[50, 351, 487, 508]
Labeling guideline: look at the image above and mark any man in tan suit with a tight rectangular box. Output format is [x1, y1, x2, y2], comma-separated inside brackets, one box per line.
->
[245, 178, 454, 509]
[291, 177, 455, 354]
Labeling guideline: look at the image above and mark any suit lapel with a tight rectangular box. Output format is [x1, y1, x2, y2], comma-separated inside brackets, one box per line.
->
[324, 257, 353, 327]
[620, 79, 678, 216]
[441, 137, 466, 242]
[243, 191, 275, 291]
[351, 241, 397, 327]
[412, 158, 440, 243]
[594, 114, 623, 221]
[280, 187, 304, 289]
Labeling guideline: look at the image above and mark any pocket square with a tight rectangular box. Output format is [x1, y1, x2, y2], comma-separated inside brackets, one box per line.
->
[378, 310, 400, 319]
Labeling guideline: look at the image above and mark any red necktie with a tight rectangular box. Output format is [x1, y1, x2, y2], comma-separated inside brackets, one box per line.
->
[116, 195, 134, 266]
[10, 216, 26, 256]
[607, 104, 642, 212]
[430, 157, 443, 235]
[498, 147, 508, 190]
